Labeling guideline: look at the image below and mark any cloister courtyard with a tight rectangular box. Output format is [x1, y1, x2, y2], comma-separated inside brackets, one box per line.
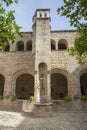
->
[0, 111, 87, 130]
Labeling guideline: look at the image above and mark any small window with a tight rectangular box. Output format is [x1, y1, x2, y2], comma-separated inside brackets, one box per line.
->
[44, 13, 47, 17]
[40, 13, 42, 17]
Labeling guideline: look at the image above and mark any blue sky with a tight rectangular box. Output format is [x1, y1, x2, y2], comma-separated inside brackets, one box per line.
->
[4, 0, 75, 32]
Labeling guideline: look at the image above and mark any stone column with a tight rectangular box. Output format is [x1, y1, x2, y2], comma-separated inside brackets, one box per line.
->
[3, 76, 12, 99]
[34, 72, 40, 103]
[47, 72, 51, 102]
[34, 70, 51, 103]
[68, 76, 73, 97]
[33, 9, 52, 116]
[56, 41, 58, 50]
[24, 42, 26, 51]
[70, 74, 81, 100]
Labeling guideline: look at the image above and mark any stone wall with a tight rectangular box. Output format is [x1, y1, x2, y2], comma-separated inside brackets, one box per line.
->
[51, 30, 77, 48]
[0, 99, 87, 112]
[0, 9, 87, 114]
[52, 100, 87, 112]
[0, 52, 34, 98]
[0, 29, 86, 111]
[50, 31, 84, 98]
[0, 100, 23, 111]
[10, 32, 33, 51]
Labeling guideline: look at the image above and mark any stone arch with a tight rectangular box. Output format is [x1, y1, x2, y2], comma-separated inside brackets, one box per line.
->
[39, 63, 48, 102]
[80, 73, 87, 96]
[71, 66, 87, 97]
[16, 73, 34, 99]
[16, 41, 24, 51]
[79, 69, 87, 96]
[51, 69, 69, 100]
[0, 74, 5, 96]
[58, 39, 68, 50]
[51, 69, 69, 77]
[26, 40, 32, 51]
[51, 39, 56, 50]
[4, 44, 10, 52]
[12, 69, 34, 97]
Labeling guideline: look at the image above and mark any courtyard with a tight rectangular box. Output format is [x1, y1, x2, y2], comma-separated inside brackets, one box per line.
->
[0, 111, 87, 130]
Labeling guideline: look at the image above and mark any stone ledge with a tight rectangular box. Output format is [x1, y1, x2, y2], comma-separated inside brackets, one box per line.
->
[34, 102, 52, 106]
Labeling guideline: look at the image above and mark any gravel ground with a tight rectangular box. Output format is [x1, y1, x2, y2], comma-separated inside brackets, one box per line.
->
[0, 111, 87, 130]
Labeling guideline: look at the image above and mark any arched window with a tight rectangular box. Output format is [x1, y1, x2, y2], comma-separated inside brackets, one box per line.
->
[16, 41, 24, 51]
[4, 44, 10, 52]
[26, 40, 32, 51]
[51, 39, 56, 50]
[58, 39, 68, 50]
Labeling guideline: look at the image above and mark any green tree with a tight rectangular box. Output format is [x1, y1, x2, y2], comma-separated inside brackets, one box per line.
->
[0, 0, 22, 51]
[57, 0, 87, 64]
[2, 0, 18, 6]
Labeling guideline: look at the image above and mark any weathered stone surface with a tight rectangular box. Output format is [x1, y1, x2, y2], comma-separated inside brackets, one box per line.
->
[0, 9, 87, 113]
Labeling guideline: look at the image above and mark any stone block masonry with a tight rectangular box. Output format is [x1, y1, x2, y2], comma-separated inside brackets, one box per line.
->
[0, 9, 87, 114]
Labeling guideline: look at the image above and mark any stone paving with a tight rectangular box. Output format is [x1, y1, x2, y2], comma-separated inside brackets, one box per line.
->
[0, 111, 87, 130]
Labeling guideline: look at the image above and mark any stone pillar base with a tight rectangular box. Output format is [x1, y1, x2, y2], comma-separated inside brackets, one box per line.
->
[33, 102, 52, 116]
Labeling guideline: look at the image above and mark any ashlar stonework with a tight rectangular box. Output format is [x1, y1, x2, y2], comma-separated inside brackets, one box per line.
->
[0, 9, 87, 114]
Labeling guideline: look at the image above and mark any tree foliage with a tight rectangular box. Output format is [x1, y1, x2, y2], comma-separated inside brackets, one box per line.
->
[57, 0, 87, 64]
[2, 0, 18, 6]
[0, 0, 22, 51]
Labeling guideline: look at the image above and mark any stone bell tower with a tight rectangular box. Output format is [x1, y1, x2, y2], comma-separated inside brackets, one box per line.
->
[32, 9, 52, 115]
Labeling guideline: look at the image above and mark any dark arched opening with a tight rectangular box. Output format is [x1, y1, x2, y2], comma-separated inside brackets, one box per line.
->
[51, 73, 68, 100]
[0, 74, 5, 96]
[80, 73, 87, 96]
[58, 39, 67, 50]
[26, 40, 32, 51]
[58, 44, 67, 49]
[16, 41, 24, 51]
[16, 74, 34, 99]
[51, 39, 56, 50]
